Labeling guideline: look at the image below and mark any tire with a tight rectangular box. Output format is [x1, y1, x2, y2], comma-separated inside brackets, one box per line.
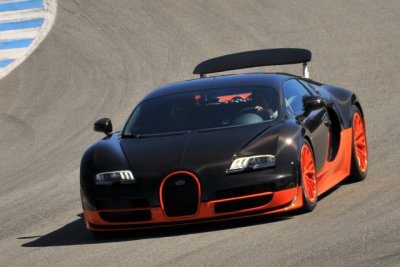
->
[300, 139, 318, 212]
[349, 105, 368, 182]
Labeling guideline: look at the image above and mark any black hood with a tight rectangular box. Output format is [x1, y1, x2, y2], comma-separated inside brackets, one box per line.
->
[120, 123, 275, 179]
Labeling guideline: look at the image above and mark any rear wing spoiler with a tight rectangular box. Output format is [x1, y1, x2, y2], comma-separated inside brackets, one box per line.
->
[193, 48, 312, 78]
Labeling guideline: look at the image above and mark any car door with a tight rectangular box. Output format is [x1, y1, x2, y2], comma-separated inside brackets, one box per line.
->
[282, 79, 330, 173]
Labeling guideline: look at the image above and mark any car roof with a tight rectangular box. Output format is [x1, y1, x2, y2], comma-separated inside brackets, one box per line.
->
[142, 73, 294, 102]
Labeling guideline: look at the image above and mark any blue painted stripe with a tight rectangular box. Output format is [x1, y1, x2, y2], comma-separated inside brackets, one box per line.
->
[0, 18, 44, 31]
[0, 38, 33, 49]
[0, 0, 43, 12]
[0, 59, 15, 68]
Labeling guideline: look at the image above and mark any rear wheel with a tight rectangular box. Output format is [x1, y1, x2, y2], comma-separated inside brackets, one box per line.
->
[300, 140, 318, 212]
[350, 106, 368, 181]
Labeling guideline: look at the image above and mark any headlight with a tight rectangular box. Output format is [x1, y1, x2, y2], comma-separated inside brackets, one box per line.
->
[95, 170, 135, 185]
[227, 155, 276, 173]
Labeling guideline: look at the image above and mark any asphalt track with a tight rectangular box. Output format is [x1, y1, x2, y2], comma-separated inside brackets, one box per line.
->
[1, 1, 400, 266]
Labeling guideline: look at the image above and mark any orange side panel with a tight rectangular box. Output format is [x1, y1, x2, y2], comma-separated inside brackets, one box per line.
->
[316, 128, 352, 195]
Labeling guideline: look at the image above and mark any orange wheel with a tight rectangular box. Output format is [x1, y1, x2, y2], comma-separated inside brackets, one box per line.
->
[350, 106, 368, 181]
[353, 113, 368, 172]
[300, 140, 317, 212]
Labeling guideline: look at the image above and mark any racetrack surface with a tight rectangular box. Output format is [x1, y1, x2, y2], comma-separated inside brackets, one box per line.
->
[1, 1, 399, 266]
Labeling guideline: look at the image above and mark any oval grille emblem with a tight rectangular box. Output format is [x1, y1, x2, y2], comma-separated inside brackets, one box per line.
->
[174, 179, 186, 186]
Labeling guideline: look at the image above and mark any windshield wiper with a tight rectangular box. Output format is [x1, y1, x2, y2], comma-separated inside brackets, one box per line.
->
[121, 133, 145, 138]
[122, 130, 192, 138]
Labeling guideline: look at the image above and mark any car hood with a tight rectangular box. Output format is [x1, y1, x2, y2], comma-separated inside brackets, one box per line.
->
[120, 123, 275, 179]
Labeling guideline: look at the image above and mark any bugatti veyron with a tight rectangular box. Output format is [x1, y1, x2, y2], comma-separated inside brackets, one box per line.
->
[80, 48, 368, 231]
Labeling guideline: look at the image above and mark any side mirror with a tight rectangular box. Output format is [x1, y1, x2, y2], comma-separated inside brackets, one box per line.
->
[303, 96, 326, 113]
[94, 118, 113, 135]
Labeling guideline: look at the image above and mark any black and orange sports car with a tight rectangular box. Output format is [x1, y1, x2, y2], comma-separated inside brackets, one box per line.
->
[80, 49, 368, 232]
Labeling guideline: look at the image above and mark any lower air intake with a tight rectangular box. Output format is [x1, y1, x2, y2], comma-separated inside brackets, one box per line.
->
[99, 210, 151, 222]
[161, 173, 200, 217]
[214, 195, 273, 213]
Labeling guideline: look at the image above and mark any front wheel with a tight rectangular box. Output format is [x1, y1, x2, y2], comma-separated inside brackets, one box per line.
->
[300, 140, 318, 212]
[349, 106, 368, 181]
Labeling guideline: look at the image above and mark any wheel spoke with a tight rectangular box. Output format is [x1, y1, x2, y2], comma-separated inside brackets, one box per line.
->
[356, 147, 365, 155]
[307, 186, 313, 199]
[306, 159, 312, 170]
[306, 178, 315, 192]
[307, 162, 314, 172]
[355, 130, 363, 140]
[357, 151, 366, 163]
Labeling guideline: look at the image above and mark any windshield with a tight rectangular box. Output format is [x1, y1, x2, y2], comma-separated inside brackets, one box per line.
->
[123, 87, 280, 136]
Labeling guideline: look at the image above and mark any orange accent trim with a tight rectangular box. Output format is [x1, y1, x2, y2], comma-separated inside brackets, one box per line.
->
[207, 191, 273, 205]
[83, 187, 298, 231]
[92, 207, 151, 213]
[159, 171, 202, 219]
[316, 128, 352, 195]
[266, 186, 304, 215]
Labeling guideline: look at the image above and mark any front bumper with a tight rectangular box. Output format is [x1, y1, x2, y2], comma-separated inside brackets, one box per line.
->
[84, 187, 304, 231]
[81, 163, 302, 231]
